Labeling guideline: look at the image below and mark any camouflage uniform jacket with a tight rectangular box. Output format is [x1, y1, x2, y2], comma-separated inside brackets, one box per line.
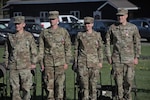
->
[5, 31, 37, 70]
[38, 26, 72, 67]
[74, 30, 103, 68]
[105, 22, 141, 63]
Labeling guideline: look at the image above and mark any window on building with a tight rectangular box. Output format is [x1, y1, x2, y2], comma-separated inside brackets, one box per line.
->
[93, 11, 101, 19]
[13, 12, 22, 17]
[40, 11, 49, 21]
[70, 11, 80, 19]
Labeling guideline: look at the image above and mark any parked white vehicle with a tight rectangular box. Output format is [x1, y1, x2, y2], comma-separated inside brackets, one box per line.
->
[41, 22, 50, 29]
[0, 18, 11, 26]
[41, 15, 84, 28]
[59, 15, 83, 23]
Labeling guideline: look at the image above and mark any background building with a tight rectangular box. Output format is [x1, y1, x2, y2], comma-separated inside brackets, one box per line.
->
[0, 0, 149, 20]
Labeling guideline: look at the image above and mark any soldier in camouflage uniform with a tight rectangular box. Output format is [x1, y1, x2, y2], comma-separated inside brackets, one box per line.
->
[4, 16, 37, 100]
[38, 11, 72, 100]
[105, 8, 141, 100]
[74, 16, 103, 100]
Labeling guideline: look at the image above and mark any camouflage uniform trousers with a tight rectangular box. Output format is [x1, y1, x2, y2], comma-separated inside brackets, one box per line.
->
[43, 66, 65, 100]
[112, 63, 135, 100]
[78, 65, 100, 100]
[10, 69, 33, 100]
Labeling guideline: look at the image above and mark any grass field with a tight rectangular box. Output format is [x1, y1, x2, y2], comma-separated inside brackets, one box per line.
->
[0, 43, 150, 100]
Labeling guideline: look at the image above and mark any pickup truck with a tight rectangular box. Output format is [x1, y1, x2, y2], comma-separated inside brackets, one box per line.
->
[41, 15, 84, 28]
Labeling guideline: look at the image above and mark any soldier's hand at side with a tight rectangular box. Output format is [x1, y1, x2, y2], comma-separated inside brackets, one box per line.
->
[41, 65, 45, 72]
[107, 57, 112, 64]
[98, 63, 102, 69]
[5, 63, 8, 70]
[64, 63, 68, 70]
[134, 58, 139, 65]
[30, 64, 36, 69]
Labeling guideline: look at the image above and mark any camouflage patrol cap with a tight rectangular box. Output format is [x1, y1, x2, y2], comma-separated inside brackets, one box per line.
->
[49, 11, 59, 19]
[84, 16, 94, 24]
[14, 16, 25, 23]
[116, 8, 128, 16]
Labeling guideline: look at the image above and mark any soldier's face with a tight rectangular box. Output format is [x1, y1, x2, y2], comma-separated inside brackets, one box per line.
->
[84, 23, 93, 31]
[50, 18, 59, 26]
[15, 22, 25, 31]
[117, 14, 128, 24]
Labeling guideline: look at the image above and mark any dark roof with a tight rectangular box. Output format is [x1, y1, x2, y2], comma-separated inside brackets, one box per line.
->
[1, 0, 107, 10]
[7, 0, 106, 4]
[2, 0, 138, 12]
[2, 0, 106, 9]
[97, 0, 138, 10]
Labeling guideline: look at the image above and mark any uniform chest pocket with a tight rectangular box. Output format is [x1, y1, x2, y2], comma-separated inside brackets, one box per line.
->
[19, 40, 30, 51]
[43, 33, 53, 46]
[44, 33, 65, 47]
[54, 36, 65, 46]
[123, 29, 134, 42]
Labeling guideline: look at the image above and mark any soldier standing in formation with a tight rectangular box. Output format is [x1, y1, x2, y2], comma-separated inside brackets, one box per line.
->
[105, 8, 141, 100]
[38, 11, 72, 100]
[74, 16, 103, 100]
[4, 16, 38, 100]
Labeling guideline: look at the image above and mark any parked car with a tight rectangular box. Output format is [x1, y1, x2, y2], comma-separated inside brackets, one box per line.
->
[58, 22, 84, 44]
[0, 18, 11, 26]
[129, 18, 150, 42]
[0, 22, 7, 31]
[41, 15, 84, 28]
[0, 35, 6, 45]
[0, 22, 15, 45]
[93, 19, 116, 43]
